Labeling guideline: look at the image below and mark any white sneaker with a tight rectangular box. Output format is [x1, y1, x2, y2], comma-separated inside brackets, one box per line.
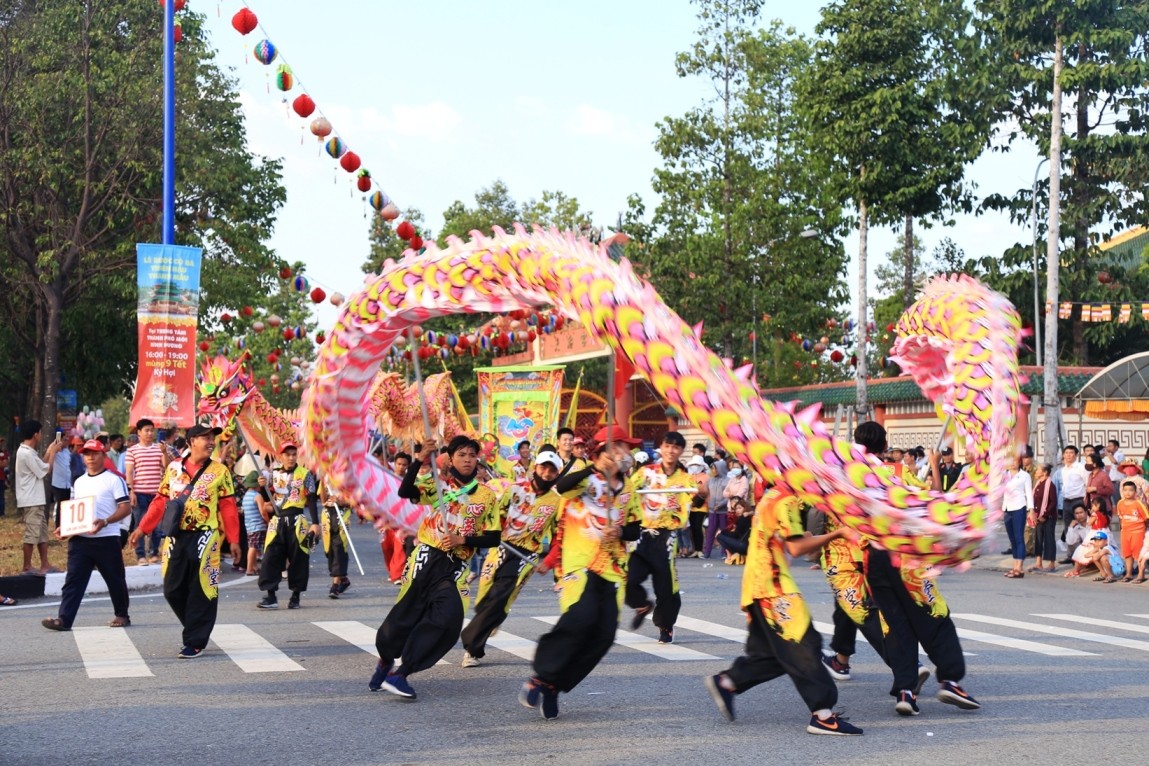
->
[461, 651, 481, 668]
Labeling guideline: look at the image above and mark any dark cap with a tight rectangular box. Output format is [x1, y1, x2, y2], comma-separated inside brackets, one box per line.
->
[941, 447, 954, 456]
[186, 424, 222, 440]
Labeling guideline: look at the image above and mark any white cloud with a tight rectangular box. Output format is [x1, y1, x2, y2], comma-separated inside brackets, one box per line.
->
[565, 103, 645, 143]
[390, 101, 464, 143]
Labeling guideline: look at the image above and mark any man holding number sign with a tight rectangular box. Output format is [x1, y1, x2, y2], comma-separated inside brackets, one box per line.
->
[41, 440, 132, 631]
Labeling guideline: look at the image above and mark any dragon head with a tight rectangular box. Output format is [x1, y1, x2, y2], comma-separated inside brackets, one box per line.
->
[196, 352, 254, 430]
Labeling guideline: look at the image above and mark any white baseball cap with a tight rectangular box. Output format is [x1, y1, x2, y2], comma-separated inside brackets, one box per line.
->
[686, 455, 707, 469]
[534, 450, 563, 470]
[634, 451, 650, 464]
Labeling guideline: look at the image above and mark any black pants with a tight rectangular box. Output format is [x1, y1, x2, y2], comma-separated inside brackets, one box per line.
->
[376, 545, 466, 677]
[164, 531, 220, 650]
[461, 547, 532, 658]
[1033, 518, 1057, 562]
[325, 509, 349, 578]
[722, 602, 837, 713]
[58, 536, 129, 628]
[866, 549, 964, 696]
[533, 571, 618, 693]
[828, 601, 887, 663]
[688, 512, 705, 553]
[259, 515, 310, 593]
[625, 530, 681, 629]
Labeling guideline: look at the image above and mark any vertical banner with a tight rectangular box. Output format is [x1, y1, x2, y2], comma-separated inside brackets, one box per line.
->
[129, 243, 203, 428]
[476, 366, 564, 475]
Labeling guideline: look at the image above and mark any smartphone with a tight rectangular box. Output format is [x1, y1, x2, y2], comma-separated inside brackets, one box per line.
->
[55, 432, 63, 445]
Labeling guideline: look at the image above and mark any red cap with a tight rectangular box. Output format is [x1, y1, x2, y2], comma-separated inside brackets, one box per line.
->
[69, 435, 85, 446]
[80, 439, 107, 453]
[279, 442, 298, 453]
[592, 424, 642, 446]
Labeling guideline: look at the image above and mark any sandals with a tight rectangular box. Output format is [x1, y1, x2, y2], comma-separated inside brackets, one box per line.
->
[1092, 575, 1107, 582]
[1133, 577, 1147, 584]
[0, 596, 17, 606]
[1103, 577, 1118, 584]
[1122, 576, 1134, 583]
[1004, 570, 1024, 578]
[108, 616, 131, 628]
[41, 617, 69, 631]
[1064, 570, 1081, 578]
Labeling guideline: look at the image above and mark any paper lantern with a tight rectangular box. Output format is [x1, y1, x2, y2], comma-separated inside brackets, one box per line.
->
[173, 19, 183, 43]
[294, 325, 304, 339]
[258, 378, 266, 387]
[235, 338, 246, 349]
[315, 331, 326, 344]
[221, 312, 232, 323]
[242, 305, 253, 317]
[357, 171, 373, 193]
[253, 40, 277, 65]
[292, 275, 309, 292]
[325, 137, 346, 159]
[310, 287, 326, 303]
[329, 292, 344, 306]
[198, 341, 210, 352]
[279, 266, 292, 279]
[409, 235, 423, 251]
[275, 64, 293, 91]
[380, 203, 400, 221]
[252, 321, 265, 333]
[270, 374, 280, 384]
[813, 342, 826, 354]
[339, 151, 361, 173]
[802, 339, 813, 352]
[267, 315, 282, 328]
[232, 8, 258, 35]
[830, 349, 844, 363]
[283, 328, 295, 341]
[310, 116, 332, 139]
[369, 191, 384, 211]
[292, 94, 315, 118]
[395, 221, 415, 240]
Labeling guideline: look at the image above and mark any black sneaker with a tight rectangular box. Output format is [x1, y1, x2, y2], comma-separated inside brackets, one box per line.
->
[369, 659, 393, 692]
[807, 712, 863, 736]
[705, 674, 736, 721]
[630, 601, 653, 630]
[895, 690, 920, 716]
[328, 584, 340, 600]
[658, 628, 674, 644]
[177, 646, 203, 659]
[381, 673, 417, 699]
[937, 680, 980, 710]
[822, 653, 850, 681]
[519, 677, 543, 709]
[338, 577, 351, 594]
[257, 594, 278, 609]
[288, 593, 300, 609]
[914, 664, 931, 696]
[539, 683, 559, 720]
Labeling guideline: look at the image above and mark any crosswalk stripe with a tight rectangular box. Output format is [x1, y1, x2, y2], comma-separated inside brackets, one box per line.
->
[312, 621, 449, 666]
[210, 624, 304, 672]
[1126, 614, 1149, 620]
[953, 626, 1095, 656]
[462, 620, 536, 662]
[1035, 614, 1149, 636]
[73, 627, 153, 679]
[534, 616, 720, 661]
[956, 614, 1149, 652]
[674, 615, 746, 642]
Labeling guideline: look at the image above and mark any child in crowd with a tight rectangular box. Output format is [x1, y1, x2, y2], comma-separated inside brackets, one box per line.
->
[1088, 496, 1111, 531]
[1114, 480, 1149, 582]
[241, 471, 270, 577]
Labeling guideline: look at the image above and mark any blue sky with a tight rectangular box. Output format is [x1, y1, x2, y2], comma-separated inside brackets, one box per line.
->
[199, 1, 1045, 329]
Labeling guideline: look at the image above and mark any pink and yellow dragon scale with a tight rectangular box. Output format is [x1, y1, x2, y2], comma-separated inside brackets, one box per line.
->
[302, 226, 1021, 565]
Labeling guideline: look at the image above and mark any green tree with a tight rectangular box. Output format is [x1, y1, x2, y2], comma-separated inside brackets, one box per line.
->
[0, 4, 286, 429]
[630, 1, 848, 389]
[362, 209, 427, 274]
[520, 190, 595, 236]
[799, 0, 991, 412]
[438, 180, 520, 241]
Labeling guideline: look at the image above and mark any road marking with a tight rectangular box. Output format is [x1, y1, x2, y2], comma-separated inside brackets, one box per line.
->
[210, 624, 304, 672]
[73, 627, 153, 679]
[462, 619, 536, 661]
[312, 620, 449, 666]
[534, 616, 719, 660]
[1035, 614, 1149, 636]
[1126, 614, 1149, 620]
[954, 626, 1095, 656]
[956, 614, 1149, 652]
[674, 615, 747, 642]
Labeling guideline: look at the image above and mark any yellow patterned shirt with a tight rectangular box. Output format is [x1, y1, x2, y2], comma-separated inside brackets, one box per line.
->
[498, 479, 561, 554]
[411, 473, 500, 561]
[740, 489, 806, 607]
[157, 459, 235, 533]
[554, 473, 635, 583]
[626, 463, 692, 530]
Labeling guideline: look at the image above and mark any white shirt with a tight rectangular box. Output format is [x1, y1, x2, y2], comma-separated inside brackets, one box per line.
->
[1059, 461, 1088, 499]
[1003, 469, 1033, 512]
[15, 443, 50, 507]
[1106, 451, 1126, 483]
[71, 470, 130, 539]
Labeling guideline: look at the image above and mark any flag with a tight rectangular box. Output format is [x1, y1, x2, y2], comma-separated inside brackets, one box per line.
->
[564, 368, 583, 430]
[1081, 305, 1091, 322]
[1100, 304, 1112, 322]
[1119, 304, 1131, 323]
[1059, 302, 1073, 319]
[614, 351, 637, 401]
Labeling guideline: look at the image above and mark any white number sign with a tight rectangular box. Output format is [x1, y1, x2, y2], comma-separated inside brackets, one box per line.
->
[59, 496, 98, 537]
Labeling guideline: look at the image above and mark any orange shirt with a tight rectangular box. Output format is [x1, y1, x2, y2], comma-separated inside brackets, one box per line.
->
[1116, 498, 1149, 530]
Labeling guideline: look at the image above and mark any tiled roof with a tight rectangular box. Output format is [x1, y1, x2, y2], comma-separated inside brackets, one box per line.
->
[760, 366, 1103, 407]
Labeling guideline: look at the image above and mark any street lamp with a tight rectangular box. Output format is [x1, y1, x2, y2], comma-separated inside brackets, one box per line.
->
[752, 228, 818, 369]
[1031, 157, 1048, 366]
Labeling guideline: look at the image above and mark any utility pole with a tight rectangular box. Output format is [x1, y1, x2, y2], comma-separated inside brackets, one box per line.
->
[1042, 37, 1064, 463]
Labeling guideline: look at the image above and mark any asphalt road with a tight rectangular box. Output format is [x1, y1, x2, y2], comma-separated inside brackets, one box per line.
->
[4, 524, 1148, 766]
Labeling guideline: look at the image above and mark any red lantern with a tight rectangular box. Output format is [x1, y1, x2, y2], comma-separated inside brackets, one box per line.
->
[160, 0, 188, 10]
[830, 349, 844, 363]
[528, 330, 537, 342]
[173, 20, 183, 43]
[356, 171, 372, 193]
[340, 151, 361, 173]
[266, 354, 277, 364]
[231, 7, 258, 35]
[279, 266, 292, 279]
[310, 287, 326, 303]
[395, 221, 415, 240]
[198, 340, 210, 352]
[258, 378, 266, 387]
[315, 331, 326, 344]
[292, 94, 315, 119]
[242, 305, 253, 317]
[283, 328, 295, 341]
[221, 312, 232, 323]
[409, 235, 423, 251]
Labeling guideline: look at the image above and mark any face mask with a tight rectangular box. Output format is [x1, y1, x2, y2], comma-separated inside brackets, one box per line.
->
[688, 465, 704, 475]
[729, 468, 743, 477]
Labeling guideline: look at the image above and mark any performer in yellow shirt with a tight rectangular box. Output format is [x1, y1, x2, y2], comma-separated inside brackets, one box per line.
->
[369, 435, 500, 701]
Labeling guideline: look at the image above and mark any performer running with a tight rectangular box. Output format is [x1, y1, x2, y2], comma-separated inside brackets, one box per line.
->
[319, 481, 352, 599]
[460, 449, 563, 667]
[625, 430, 691, 644]
[704, 488, 863, 735]
[554, 427, 587, 480]
[853, 421, 980, 716]
[519, 440, 640, 719]
[370, 435, 500, 700]
[257, 443, 321, 610]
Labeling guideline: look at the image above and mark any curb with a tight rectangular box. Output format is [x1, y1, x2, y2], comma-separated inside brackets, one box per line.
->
[42, 565, 165, 597]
